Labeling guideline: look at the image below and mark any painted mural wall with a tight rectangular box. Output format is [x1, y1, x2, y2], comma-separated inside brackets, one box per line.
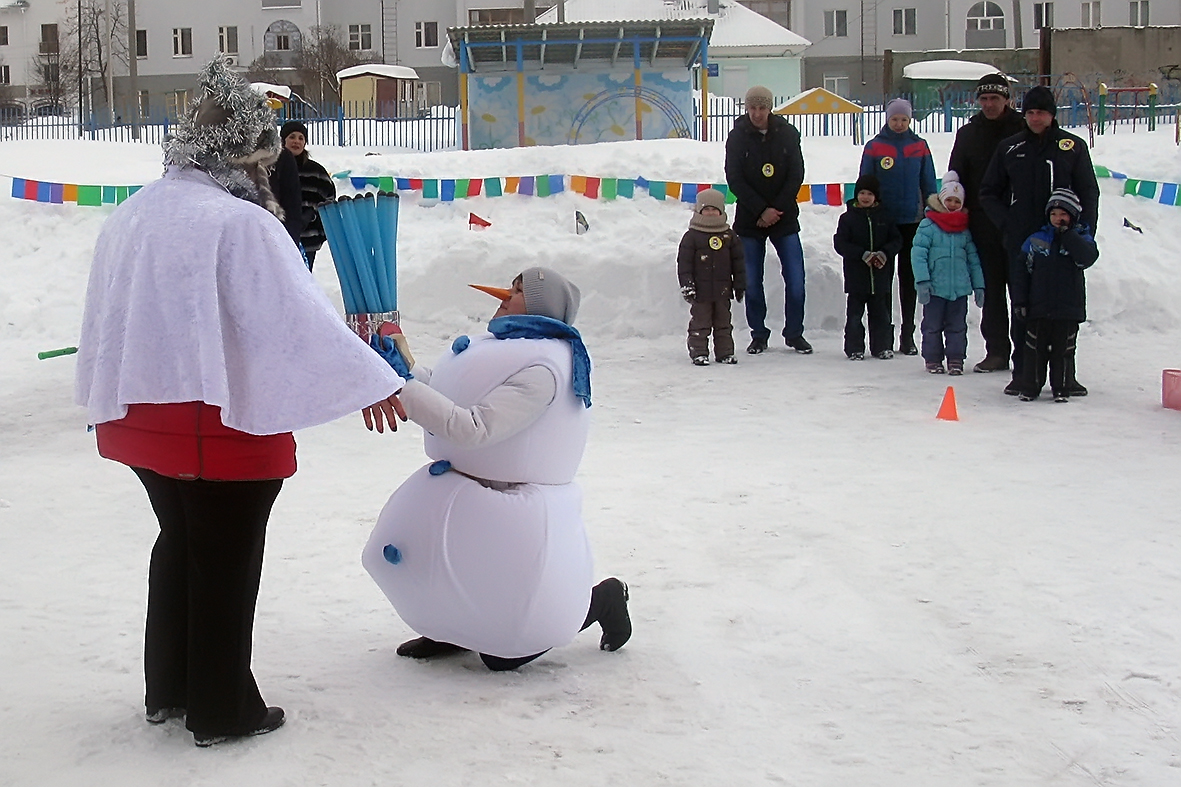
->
[465, 69, 695, 149]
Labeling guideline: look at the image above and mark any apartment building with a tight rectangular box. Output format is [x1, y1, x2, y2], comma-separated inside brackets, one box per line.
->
[789, 0, 1180, 100]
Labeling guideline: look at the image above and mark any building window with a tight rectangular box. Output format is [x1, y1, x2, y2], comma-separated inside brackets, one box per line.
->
[172, 28, 192, 57]
[737, 1, 791, 28]
[823, 9, 848, 37]
[1129, 0, 1148, 25]
[967, 2, 1005, 29]
[893, 8, 917, 34]
[1081, 1, 1100, 26]
[40, 24, 59, 54]
[469, 8, 527, 24]
[1033, 2, 1054, 27]
[0, 65, 9, 85]
[219, 26, 239, 55]
[349, 24, 372, 50]
[276, 34, 292, 50]
[824, 74, 850, 97]
[135, 29, 148, 58]
[139, 90, 149, 118]
[165, 90, 191, 121]
[415, 21, 439, 48]
[0, 26, 8, 46]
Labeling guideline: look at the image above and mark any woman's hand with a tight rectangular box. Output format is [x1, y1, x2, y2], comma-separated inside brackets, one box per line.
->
[362, 393, 408, 433]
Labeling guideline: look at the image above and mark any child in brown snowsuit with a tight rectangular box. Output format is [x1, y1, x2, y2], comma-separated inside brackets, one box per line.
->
[677, 189, 746, 365]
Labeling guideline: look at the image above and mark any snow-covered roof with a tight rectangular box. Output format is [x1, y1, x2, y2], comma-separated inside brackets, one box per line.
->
[536, 0, 809, 51]
[250, 82, 291, 100]
[902, 60, 1013, 82]
[336, 64, 421, 82]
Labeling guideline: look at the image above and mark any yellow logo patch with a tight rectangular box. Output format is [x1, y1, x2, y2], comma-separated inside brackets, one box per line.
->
[1059, 138, 1075, 151]
[762, 163, 775, 177]
[709, 235, 724, 250]
[880, 156, 895, 170]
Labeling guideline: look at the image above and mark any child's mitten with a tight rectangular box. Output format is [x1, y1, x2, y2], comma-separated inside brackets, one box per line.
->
[681, 285, 696, 303]
[973, 289, 985, 308]
[916, 282, 932, 305]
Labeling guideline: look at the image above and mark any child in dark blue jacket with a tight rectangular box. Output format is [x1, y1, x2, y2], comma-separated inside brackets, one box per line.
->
[833, 174, 903, 359]
[1012, 188, 1099, 402]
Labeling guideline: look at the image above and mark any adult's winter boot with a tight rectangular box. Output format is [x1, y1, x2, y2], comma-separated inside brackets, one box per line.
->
[583, 578, 631, 652]
[396, 637, 467, 659]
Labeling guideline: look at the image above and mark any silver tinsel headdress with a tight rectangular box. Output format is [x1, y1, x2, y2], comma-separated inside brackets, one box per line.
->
[163, 55, 283, 216]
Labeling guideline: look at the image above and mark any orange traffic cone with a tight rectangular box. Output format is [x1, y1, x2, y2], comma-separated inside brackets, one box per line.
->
[936, 386, 958, 421]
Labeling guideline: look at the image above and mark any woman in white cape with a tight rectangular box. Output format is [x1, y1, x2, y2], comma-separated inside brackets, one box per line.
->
[362, 267, 631, 671]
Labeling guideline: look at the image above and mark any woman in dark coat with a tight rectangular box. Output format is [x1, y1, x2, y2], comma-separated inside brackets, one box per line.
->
[280, 120, 337, 270]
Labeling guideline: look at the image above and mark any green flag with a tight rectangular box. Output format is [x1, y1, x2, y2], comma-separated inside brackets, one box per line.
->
[1137, 180, 1158, 198]
[537, 175, 551, 197]
[77, 185, 102, 206]
[617, 179, 635, 199]
[378, 176, 395, 192]
[423, 179, 439, 199]
[649, 181, 666, 200]
[484, 177, 502, 197]
[601, 178, 618, 200]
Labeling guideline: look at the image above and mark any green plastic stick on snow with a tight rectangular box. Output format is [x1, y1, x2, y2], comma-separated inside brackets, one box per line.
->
[38, 346, 78, 360]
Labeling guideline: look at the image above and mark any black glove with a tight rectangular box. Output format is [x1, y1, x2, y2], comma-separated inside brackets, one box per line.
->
[681, 285, 696, 304]
[734, 289, 744, 303]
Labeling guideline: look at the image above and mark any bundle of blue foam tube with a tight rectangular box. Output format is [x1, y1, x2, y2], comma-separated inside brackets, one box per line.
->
[317, 192, 400, 317]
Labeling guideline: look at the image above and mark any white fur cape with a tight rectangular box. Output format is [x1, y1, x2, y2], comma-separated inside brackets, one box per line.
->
[75, 167, 405, 435]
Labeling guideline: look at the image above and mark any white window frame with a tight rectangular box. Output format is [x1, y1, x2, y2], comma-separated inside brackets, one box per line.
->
[892, 8, 917, 34]
[824, 74, 850, 97]
[219, 26, 239, 55]
[1129, 0, 1148, 25]
[967, 2, 1005, 30]
[349, 23, 373, 51]
[172, 27, 192, 58]
[823, 9, 848, 37]
[415, 21, 439, 48]
[165, 90, 191, 121]
[1081, 1, 1101, 27]
[1033, 2, 1054, 28]
[0, 65, 9, 85]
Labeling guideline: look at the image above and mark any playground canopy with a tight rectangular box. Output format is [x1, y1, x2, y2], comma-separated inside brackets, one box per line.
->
[901, 60, 1013, 82]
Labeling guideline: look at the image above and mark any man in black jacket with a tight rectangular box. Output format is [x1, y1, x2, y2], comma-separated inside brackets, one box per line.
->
[948, 74, 1025, 373]
[979, 85, 1100, 396]
[724, 86, 811, 355]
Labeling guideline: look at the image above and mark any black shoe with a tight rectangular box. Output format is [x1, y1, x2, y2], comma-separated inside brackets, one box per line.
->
[691, 355, 710, 366]
[973, 355, 1009, 373]
[589, 578, 631, 652]
[194, 706, 285, 748]
[746, 337, 768, 354]
[146, 707, 184, 725]
[395, 636, 467, 659]
[716, 355, 738, 365]
[785, 335, 813, 354]
[1018, 391, 1040, 402]
[1004, 379, 1023, 396]
[1064, 381, 1088, 397]
[847, 351, 864, 360]
[1053, 392, 1069, 403]
[899, 338, 918, 356]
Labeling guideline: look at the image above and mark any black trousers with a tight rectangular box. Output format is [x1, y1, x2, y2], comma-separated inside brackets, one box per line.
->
[896, 223, 919, 348]
[844, 290, 893, 356]
[1019, 318, 1078, 396]
[974, 230, 1011, 360]
[477, 586, 605, 672]
[134, 468, 283, 735]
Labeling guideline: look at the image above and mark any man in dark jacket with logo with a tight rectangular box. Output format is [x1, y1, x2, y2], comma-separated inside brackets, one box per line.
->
[948, 74, 1026, 373]
[724, 85, 811, 355]
[979, 85, 1100, 396]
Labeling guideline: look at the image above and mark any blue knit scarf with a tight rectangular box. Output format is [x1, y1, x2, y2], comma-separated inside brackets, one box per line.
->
[483, 315, 592, 408]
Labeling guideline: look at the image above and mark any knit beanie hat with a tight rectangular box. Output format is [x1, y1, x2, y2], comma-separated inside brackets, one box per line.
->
[976, 73, 1010, 98]
[280, 120, 308, 140]
[1046, 188, 1082, 222]
[1022, 86, 1057, 116]
[854, 173, 880, 200]
[885, 97, 913, 120]
[163, 55, 283, 217]
[939, 171, 965, 205]
[689, 188, 730, 231]
[521, 267, 581, 325]
[745, 85, 774, 110]
[695, 188, 727, 214]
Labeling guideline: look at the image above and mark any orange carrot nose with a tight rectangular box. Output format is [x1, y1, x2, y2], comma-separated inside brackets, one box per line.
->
[469, 284, 513, 301]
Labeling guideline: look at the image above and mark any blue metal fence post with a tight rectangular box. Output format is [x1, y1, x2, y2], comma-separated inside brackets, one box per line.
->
[943, 93, 952, 133]
[338, 105, 346, 147]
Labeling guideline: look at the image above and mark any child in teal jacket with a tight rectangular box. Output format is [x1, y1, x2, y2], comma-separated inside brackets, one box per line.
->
[910, 172, 985, 375]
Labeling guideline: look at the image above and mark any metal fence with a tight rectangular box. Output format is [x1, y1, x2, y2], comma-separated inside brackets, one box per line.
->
[0, 85, 1177, 150]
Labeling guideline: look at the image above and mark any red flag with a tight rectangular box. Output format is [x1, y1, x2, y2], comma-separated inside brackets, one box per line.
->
[469, 212, 492, 229]
[409, 178, 423, 190]
[585, 177, 600, 199]
[468, 178, 483, 196]
[826, 183, 843, 206]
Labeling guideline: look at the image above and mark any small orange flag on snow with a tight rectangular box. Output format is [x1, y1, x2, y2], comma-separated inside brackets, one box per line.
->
[469, 212, 492, 230]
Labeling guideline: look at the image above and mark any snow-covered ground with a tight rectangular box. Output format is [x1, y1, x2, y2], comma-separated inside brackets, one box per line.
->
[2, 127, 1181, 786]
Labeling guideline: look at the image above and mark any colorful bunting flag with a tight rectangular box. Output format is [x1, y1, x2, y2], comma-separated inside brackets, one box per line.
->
[469, 212, 492, 229]
[601, 178, 617, 201]
[649, 181, 666, 200]
[570, 175, 587, 194]
[484, 177, 502, 197]
[548, 174, 564, 195]
[441, 179, 456, 201]
[616, 179, 635, 199]
[422, 179, 439, 199]
[680, 183, 696, 203]
[536, 175, 551, 198]
[585, 177, 600, 199]
[519, 176, 534, 196]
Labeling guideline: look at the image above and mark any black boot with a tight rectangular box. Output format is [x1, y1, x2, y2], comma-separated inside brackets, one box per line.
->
[396, 636, 467, 659]
[582, 578, 632, 652]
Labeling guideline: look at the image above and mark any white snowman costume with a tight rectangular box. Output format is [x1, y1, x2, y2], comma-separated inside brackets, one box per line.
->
[362, 331, 594, 659]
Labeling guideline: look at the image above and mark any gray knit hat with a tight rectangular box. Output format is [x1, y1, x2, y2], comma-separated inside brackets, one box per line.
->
[695, 188, 727, 214]
[745, 86, 774, 110]
[521, 267, 581, 325]
[1046, 188, 1082, 222]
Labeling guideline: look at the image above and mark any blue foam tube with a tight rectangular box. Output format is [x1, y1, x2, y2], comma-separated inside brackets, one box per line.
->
[337, 199, 383, 313]
[356, 195, 392, 312]
[378, 193, 400, 311]
[317, 202, 363, 314]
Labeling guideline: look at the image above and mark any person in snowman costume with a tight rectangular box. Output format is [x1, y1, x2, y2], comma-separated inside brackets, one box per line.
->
[362, 267, 632, 671]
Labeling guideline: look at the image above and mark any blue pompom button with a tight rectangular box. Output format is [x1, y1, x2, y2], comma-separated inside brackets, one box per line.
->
[428, 460, 452, 476]
[451, 335, 471, 354]
[383, 545, 402, 565]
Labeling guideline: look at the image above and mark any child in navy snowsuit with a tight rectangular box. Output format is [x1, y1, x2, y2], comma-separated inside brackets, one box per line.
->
[910, 172, 985, 375]
[677, 188, 746, 365]
[1012, 188, 1098, 401]
[833, 174, 903, 359]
